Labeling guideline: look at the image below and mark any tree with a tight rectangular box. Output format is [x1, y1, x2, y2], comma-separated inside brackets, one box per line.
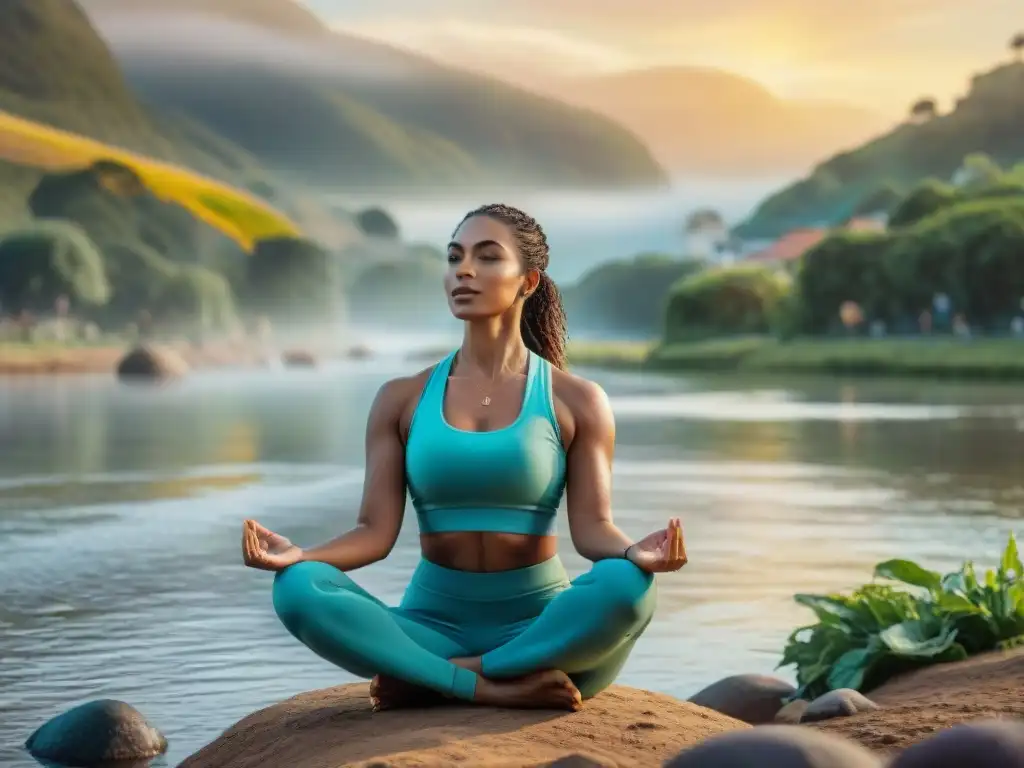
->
[663, 264, 790, 341]
[0, 221, 110, 313]
[909, 97, 938, 123]
[355, 207, 400, 239]
[246, 237, 343, 325]
[1012, 32, 1024, 61]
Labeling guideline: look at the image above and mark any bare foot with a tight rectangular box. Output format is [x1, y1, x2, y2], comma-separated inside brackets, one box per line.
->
[473, 669, 583, 711]
[369, 674, 446, 712]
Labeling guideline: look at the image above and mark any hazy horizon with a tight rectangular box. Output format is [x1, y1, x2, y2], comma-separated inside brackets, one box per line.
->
[305, 0, 1019, 118]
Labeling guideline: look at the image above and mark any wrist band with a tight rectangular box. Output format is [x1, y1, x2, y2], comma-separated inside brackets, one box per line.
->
[623, 544, 634, 559]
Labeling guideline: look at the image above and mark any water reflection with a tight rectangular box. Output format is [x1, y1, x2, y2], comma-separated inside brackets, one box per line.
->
[0, 364, 1022, 766]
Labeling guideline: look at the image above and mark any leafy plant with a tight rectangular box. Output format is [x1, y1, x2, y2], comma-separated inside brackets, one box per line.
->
[779, 533, 1024, 700]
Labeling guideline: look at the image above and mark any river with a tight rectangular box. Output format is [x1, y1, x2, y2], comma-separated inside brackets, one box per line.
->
[2, 352, 1023, 766]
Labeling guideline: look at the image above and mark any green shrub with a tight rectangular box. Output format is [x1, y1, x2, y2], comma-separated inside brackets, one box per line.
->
[889, 178, 962, 228]
[563, 253, 705, 336]
[780, 533, 1024, 700]
[157, 264, 237, 333]
[245, 236, 343, 324]
[664, 263, 790, 341]
[0, 220, 110, 312]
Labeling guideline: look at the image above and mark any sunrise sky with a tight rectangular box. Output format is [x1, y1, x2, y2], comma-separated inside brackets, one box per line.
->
[302, 0, 1022, 115]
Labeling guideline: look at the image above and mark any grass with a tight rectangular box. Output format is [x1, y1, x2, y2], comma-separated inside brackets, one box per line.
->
[574, 336, 1024, 380]
[0, 110, 300, 251]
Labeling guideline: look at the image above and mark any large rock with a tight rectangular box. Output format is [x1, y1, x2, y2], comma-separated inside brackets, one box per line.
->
[178, 683, 747, 768]
[663, 724, 881, 768]
[888, 720, 1024, 768]
[688, 674, 796, 725]
[25, 698, 167, 766]
[116, 344, 189, 381]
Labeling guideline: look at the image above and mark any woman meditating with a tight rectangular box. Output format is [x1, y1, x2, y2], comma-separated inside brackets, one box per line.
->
[241, 203, 688, 712]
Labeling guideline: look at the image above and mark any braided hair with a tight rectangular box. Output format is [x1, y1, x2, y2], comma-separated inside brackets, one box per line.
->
[454, 203, 568, 370]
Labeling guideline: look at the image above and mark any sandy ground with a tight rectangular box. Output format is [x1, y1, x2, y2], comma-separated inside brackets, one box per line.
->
[176, 684, 747, 768]
[177, 649, 1024, 767]
[814, 647, 1024, 756]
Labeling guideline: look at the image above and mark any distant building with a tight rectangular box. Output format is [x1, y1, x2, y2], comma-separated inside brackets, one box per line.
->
[744, 227, 828, 266]
[742, 216, 888, 268]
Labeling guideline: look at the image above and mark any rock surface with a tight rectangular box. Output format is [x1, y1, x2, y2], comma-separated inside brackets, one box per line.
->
[812, 648, 1024, 753]
[688, 673, 796, 725]
[178, 684, 747, 768]
[801, 689, 879, 723]
[663, 724, 882, 768]
[25, 698, 167, 765]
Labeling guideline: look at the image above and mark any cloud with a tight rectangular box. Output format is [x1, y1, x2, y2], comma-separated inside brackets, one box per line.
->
[334, 18, 634, 78]
[315, 0, 1020, 111]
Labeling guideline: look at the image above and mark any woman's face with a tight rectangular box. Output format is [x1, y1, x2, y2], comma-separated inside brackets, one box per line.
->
[445, 215, 538, 321]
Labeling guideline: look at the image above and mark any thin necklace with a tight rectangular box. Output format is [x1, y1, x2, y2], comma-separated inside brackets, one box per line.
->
[455, 350, 525, 407]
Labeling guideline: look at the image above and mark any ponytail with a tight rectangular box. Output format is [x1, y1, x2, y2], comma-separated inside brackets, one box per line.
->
[521, 272, 568, 371]
[453, 203, 568, 369]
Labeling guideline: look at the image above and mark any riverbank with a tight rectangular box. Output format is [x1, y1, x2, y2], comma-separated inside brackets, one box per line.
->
[0, 341, 273, 376]
[571, 336, 1024, 380]
[5, 336, 1024, 381]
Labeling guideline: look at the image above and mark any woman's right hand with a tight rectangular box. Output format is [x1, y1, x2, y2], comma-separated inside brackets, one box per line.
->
[242, 519, 304, 572]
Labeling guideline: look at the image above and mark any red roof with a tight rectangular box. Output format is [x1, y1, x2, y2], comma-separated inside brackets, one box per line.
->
[746, 228, 827, 263]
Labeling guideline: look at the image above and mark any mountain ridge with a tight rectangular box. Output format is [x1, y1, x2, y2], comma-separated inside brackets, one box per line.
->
[78, 0, 669, 192]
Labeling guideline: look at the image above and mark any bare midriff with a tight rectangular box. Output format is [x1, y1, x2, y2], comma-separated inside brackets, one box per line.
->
[420, 531, 558, 572]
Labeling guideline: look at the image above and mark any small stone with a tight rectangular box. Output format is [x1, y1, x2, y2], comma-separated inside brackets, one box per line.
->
[889, 720, 1024, 768]
[664, 724, 882, 768]
[801, 689, 879, 723]
[25, 699, 168, 765]
[688, 674, 797, 725]
[775, 699, 810, 724]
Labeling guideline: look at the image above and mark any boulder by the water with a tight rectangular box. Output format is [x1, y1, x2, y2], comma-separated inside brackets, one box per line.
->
[888, 720, 1024, 768]
[281, 349, 317, 367]
[116, 344, 189, 381]
[801, 689, 879, 723]
[663, 724, 882, 768]
[688, 673, 796, 725]
[177, 683, 746, 768]
[25, 699, 167, 766]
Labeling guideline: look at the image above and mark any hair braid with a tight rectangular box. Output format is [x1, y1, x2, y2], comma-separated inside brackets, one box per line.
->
[453, 203, 568, 370]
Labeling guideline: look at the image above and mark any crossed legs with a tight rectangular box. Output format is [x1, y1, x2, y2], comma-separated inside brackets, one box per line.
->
[272, 557, 656, 709]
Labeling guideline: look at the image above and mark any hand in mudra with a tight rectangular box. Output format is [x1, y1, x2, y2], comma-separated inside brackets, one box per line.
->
[627, 517, 688, 573]
[242, 519, 303, 572]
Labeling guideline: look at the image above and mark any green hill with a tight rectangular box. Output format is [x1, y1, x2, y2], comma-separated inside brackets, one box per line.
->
[735, 62, 1024, 239]
[0, 0, 290, 209]
[79, 0, 668, 191]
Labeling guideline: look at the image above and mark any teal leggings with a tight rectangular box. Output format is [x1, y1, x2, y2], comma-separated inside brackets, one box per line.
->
[272, 555, 657, 701]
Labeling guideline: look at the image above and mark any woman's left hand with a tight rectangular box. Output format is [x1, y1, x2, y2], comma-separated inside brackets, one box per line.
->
[626, 517, 688, 573]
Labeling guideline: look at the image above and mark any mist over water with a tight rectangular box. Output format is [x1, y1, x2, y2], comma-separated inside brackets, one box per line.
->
[328, 178, 787, 284]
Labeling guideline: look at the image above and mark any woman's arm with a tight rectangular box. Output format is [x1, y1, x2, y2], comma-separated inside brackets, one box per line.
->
[298, 377, 412, 571]
[562, 378, 635, 562]
[561, 375, 688, 573]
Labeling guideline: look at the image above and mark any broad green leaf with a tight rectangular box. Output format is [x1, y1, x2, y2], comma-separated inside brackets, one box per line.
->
[1002, 533, 1023, 579]
[935, 592, 986, 615]
[794, 594, 863, 628]
[880, 620, 959, 658]
[874, 559, 942, 591]
[826, 646, 875, 691]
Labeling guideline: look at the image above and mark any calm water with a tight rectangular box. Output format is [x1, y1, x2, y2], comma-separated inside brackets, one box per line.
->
[2, 354, 1024, 766]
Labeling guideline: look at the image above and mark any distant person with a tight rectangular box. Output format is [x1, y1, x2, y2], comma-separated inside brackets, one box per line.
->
[242, 203, 687, 711]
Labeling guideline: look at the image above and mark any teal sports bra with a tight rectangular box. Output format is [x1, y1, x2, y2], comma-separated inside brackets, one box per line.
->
[405, 349, 567, 536]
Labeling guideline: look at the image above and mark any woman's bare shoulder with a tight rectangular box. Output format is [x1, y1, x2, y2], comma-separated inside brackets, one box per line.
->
[550, 366, 614, 444]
